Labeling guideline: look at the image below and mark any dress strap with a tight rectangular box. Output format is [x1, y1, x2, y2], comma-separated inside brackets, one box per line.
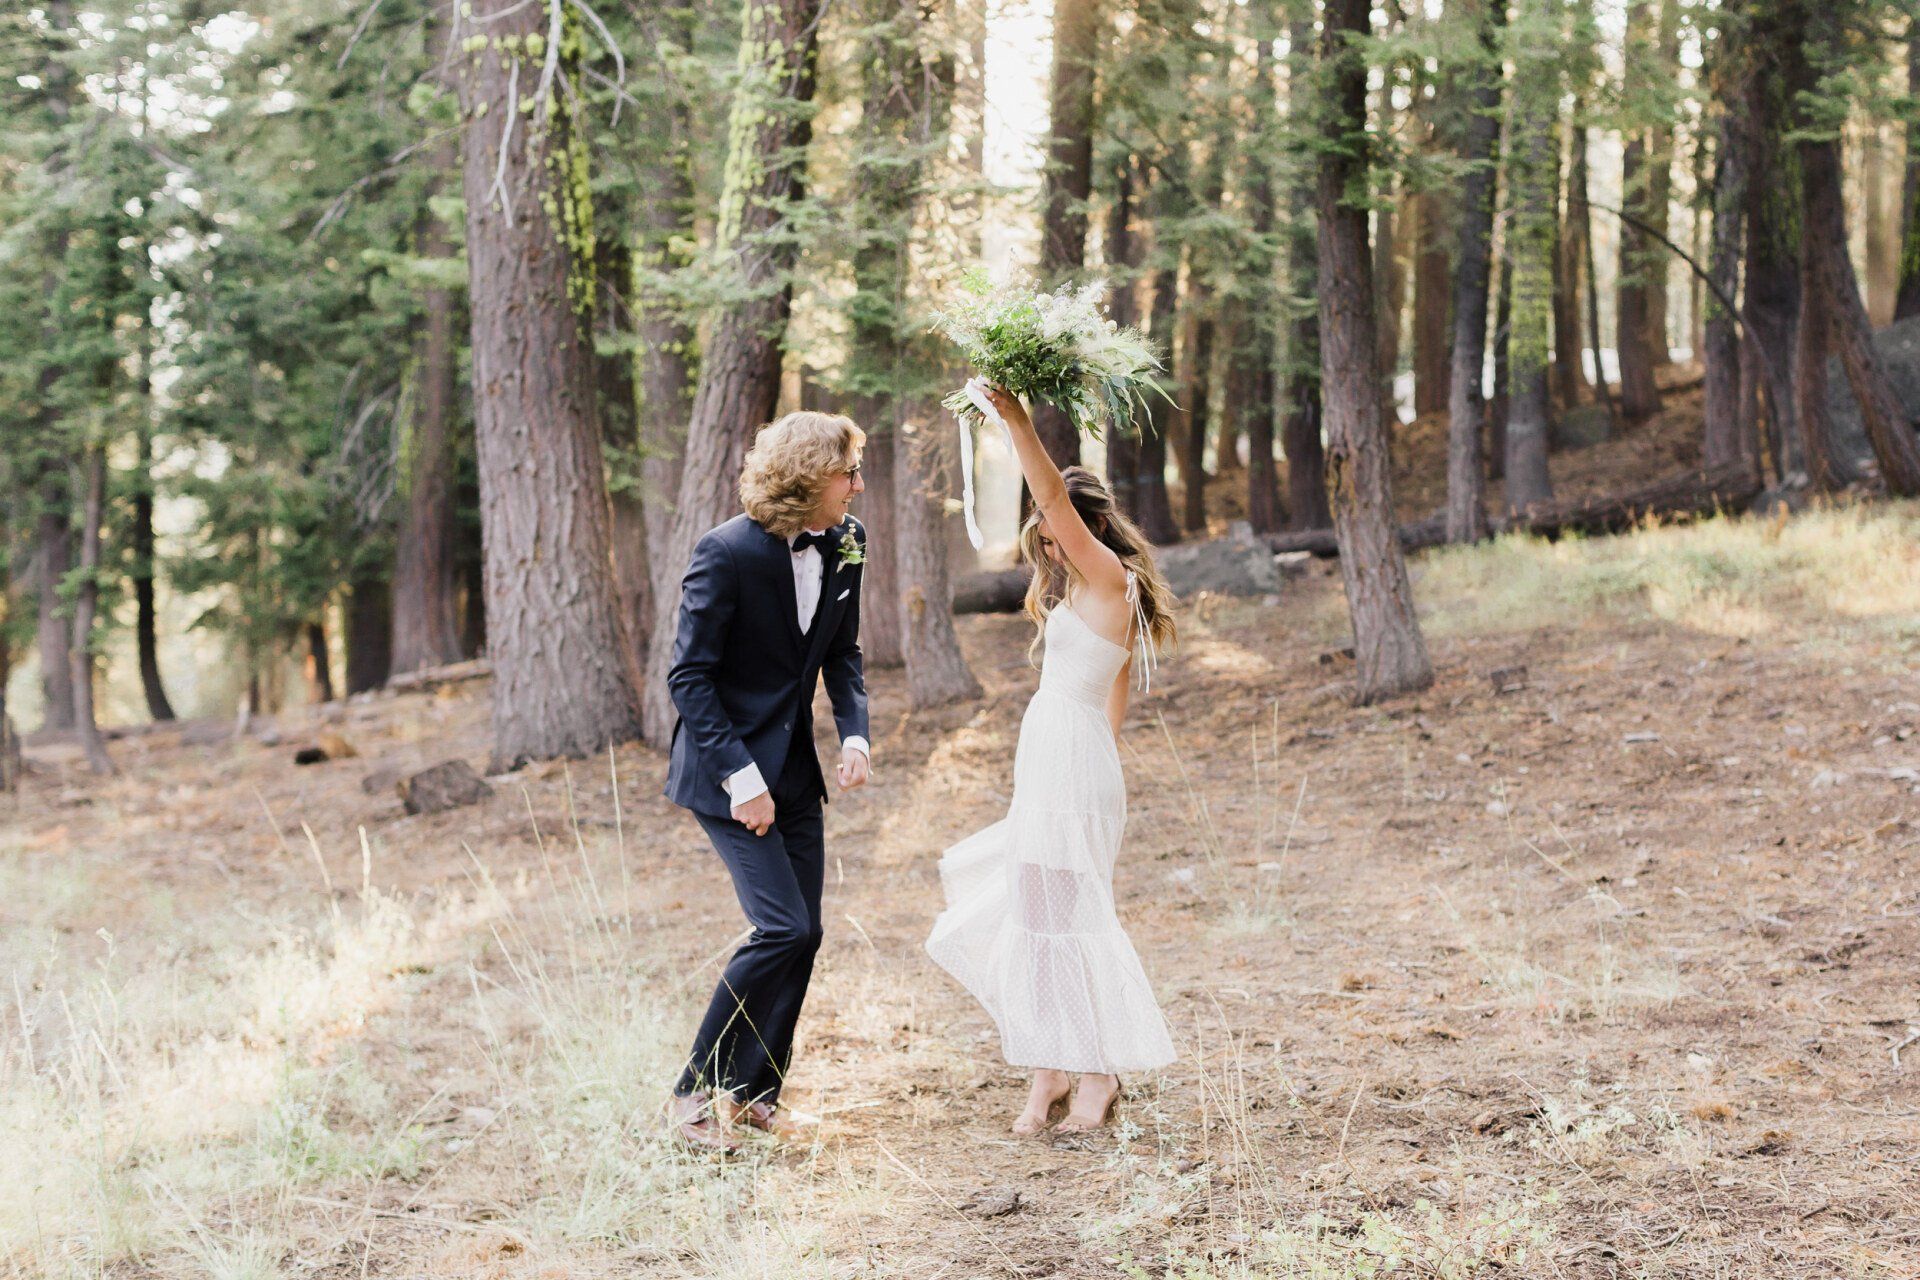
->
[1124, 568, 1157, 695]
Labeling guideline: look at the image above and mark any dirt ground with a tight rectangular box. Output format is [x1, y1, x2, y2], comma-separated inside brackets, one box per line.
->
[8, 518, 1919, 1277]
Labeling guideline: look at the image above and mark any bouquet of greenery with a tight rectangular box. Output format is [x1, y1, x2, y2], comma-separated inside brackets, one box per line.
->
[932, 271, 1168, 441]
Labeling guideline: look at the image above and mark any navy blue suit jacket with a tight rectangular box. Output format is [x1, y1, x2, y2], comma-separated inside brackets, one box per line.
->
[663, 513, 869, 818]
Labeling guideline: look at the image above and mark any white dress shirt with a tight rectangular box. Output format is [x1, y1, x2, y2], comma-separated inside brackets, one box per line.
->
[722, 527, 869, 807]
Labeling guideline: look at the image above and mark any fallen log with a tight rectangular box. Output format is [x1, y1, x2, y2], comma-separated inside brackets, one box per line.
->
[1263, 463, 1764, 558]
[953, 568, 1031, 615]
[386, 658, 493, 694]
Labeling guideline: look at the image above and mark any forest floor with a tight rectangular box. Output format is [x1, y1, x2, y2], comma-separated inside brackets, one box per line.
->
[7, 429, 1920, 1278]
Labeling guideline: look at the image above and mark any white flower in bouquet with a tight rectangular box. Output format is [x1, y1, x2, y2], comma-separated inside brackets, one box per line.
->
[929, 271, 1169, 549]
[931, 271, 1168, 442]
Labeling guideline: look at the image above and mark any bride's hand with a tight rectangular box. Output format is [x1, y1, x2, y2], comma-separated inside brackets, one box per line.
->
[970, 380, 1031, 432]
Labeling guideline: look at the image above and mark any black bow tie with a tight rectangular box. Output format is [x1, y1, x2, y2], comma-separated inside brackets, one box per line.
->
[791, 529, 835, 556]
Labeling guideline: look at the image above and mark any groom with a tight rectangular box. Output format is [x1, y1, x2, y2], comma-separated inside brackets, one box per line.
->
[662, 410, 871, 1154]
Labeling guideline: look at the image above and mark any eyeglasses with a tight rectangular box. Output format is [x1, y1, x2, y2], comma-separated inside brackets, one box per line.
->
[843, 464, 862, 479]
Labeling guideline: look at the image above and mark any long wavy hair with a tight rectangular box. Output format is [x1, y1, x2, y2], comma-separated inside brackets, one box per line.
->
[1017, 466, 1178, 668]
[739, 411, 866, 541]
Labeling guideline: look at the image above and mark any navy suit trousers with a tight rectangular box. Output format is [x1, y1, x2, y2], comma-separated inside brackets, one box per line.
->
[674, 742, 826, 1104]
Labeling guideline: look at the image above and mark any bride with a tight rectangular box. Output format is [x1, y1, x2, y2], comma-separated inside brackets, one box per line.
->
[926, 380, 1178, 1135]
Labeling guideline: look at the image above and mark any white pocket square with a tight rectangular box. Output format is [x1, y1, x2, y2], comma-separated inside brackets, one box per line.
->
[836, 588, 851, 601]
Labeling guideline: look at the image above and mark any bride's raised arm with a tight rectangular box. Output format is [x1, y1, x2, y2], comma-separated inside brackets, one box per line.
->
[971, 381, 1127, 597]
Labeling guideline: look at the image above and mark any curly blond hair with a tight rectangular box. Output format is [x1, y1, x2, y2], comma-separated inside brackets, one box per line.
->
[738, 411, 867, 540]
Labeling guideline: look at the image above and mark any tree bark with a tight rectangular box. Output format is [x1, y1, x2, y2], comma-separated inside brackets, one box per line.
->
[305, 620, 335, 705]
[458, 1, 643, 766]
[1802, 133, 1920, 494]
[1282, 18, 1330, 533]
[1177, 304, 1214, 533]
[1489, 249, 1511, 478]
[1551, 138, 1587, 410]
[1742, 12, 1803, 482]
[1030, 0, 1100, 468]
[1414, 191, 1453, 417]
[640, 0, 825, 745]
[1504, 0, 1559, 511]
[1135, 260, 1182, 543]
[390, 182, 466, 677]
[1374, 198, 1403, 394]
[391, 14, 465, 678]
[1241, 21, 1282, 533]
[1445, 0, 1503, 544]
[69, 444, 112, 773]
[635, 0, 697, 633]
[1575, 115, 1616, 428]
[1317, 0, 1433, 703]
[1897, 20, 1920, 321]
[595, 235, 653, 688]
[1616, 0, 1664, 422]
[897, 407, 983, 706]
[1703, 97, 1752, 475]
[345, 564, 392, 695]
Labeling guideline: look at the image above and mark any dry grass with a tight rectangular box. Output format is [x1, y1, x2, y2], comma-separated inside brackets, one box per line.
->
[5, 502, 1920, 1277]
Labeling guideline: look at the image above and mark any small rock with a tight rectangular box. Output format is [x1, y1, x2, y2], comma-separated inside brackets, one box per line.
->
[361, 766, 403, 795]
[961, 1189, 1022, 1218]
[1485, 801, 1509, 817]
[1623, 732, 1661, 744]
[1488, 665, 1528, 694]
[1318, 646, 1356, 666]
[398, 760, 494, 815]
[1809, 769, 1846, 790]
[317, 730, 359, 759]
[293, 746, 328, 766]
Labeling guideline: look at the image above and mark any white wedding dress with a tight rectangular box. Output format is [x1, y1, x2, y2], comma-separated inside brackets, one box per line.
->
[925, 583, 1176, 1074]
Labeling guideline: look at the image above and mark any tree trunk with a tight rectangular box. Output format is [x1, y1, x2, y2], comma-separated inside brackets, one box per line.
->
[1616, 0, 1664, 422]
[1317, 0, 1433, 703]
[1178, 305, 1214, 533]
[390, 182, 466, 677]
[1644, 0, 1679, 366]
[1617, 134, 1664, 420]
[1703, 99, 1753, 475]
[1105, 159, 1144, 518]
[1284, 18, 1331, 534]
[1575, 116, 1616, 428]
[1866, 117, 1898, 329]
[1374, 198, 1403, 394]
[458, 1, 643, 766]
[1897, 21, 1920, 321]
[1135, 266, 1182, 544]
[1802, 133, 1920, 494]
[69, 444, 112, 773]
[391, 14, 465, 678]
[1445, 0, 1503, 544]
[1489, 249, 1511, 477]
[345, 565, 392, 695]
[635, 1, 698, 630]
[131, 318, 175, 722]
[897, 407, 983, 706]
[305, 620, 335, 705]
[1551, 139, 1587, 410]
[1414, 191, 1453, 417]
[1504, 0, 1559, 511]
[1241, 24, 1282, 533]
[1030, 0, 1100, 468]
[640, 0, 825, 745]
[597, 234, 652, 684]
[1790, 231, 1851, 492]
[1741, 9, 1802, 482]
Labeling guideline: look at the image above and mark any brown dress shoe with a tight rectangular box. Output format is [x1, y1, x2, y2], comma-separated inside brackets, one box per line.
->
[737, 1100, 813, 1142]
[668, 1091, 741, 1155]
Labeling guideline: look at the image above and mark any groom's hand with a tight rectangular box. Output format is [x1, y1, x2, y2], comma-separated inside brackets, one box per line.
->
[836, 744, 870, 792]
[733, 792, 775, 837]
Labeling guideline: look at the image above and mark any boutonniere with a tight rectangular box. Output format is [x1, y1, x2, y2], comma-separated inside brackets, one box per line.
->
[836, 527, 865, 568]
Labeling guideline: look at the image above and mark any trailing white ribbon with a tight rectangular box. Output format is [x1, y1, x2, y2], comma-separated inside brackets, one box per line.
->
[956, 377, 1007, 551]
[1125, 567, 1158, 694]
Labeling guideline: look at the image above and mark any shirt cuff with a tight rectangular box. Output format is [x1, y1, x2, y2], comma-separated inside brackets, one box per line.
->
[722, 761, 768, 806]
[843, 735, 869, 762]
